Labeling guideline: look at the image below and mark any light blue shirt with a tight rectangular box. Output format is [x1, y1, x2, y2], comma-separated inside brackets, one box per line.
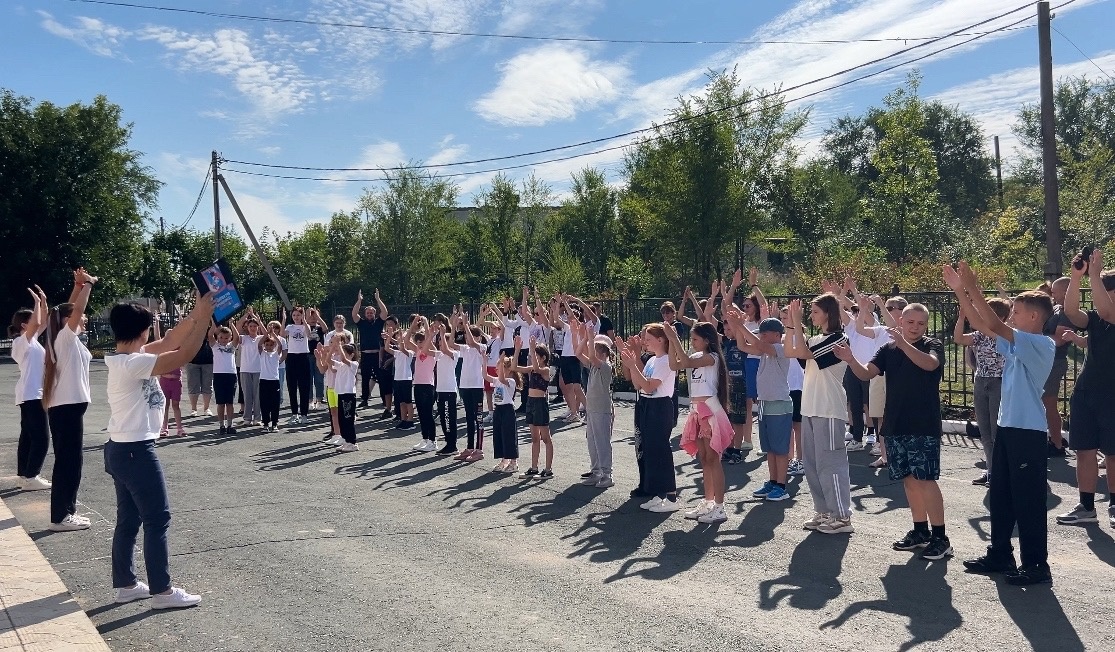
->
[996, 330, 1055, 432]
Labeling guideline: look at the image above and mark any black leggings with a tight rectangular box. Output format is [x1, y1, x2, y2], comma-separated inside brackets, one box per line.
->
[460, 387, 484, 450]
[414, 384, 437, 441]
[286, 353, 312, 416]
[359, 351, 379, 402]
[259, 379, 281, 427]
[48, 402, 87, 523]
[17, 399, 49, 478]
[437, 391, 458, 446]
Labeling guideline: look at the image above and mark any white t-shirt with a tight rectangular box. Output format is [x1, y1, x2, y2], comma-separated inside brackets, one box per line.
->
[285, 324, 310, 354]
[641, 354, 676, 399]
[524, 321, 548, 349]
[687, 352, 719, 399]
[801, 334, 849, 420]
[277, 337, 287, 370]
[435, 350, 460, 393]
[559, 316, 599, 357]
[240, 335, 262, 373]
[324, 328, 353, 346]
[105, 353, 163, 442]
[333, 358, 358, 394]
[847, 324, 891, 364]
[393, 350, 413, 381]
[787, 358, 805, 392]
[486, 339, 502, 366]
[493, 378, 517, 405]
[12, 335, 45, 405]
[48, 326, 92, 407]
[500, 316, 526, 349]
[459, 346, 485, 389]
[213, 341, 237, 374]
[259, 348, 281, 381]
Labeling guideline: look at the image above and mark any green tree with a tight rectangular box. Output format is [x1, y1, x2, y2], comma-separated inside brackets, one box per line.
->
[551, 167, 617, 293]
[517, 174, 554, 288]
[475, 174, 523, 292]
[0, 90, 161, 316]
[273, 223, 330, 307]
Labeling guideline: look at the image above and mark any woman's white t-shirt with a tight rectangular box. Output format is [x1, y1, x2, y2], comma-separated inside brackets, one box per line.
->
[213, 341, 237, 374]
[333, 359, 358, 394]
[12, 335, 45, 405]
[435, 350, 460, 393]
[459, 346, 486, 389]
[493, 378, 517, 405]
[687, 352, 719, 399]
[285, 324, 310, 354]
[240, 335, 262, 373]
[641, 354, 676, 399]
[105, 353, 163, 442]
[48, 325, 92, 407]
[801, 334, 849, 420]
[259, 349, 281, 381]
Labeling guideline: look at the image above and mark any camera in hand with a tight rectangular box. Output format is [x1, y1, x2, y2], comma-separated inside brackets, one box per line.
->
[1074, 246, 1093, 271]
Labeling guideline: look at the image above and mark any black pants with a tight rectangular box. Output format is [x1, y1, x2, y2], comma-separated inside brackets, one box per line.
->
[460, 388, 484, 450]
[338, 393, 357, 444]
[48, 402, 87, 523]
[359, 351, 379, 403]
[286, 353, 312, 416]
[17, 399, 49, 478]
[843, 367, 869, 441]
[259, 379, 281, 427]
[636, 397, 676, 496]
[437, 391, 458, 447]
[491, 404, 518, 459]
[414, 384, 437, 441]
[989, 427, 1048, 568]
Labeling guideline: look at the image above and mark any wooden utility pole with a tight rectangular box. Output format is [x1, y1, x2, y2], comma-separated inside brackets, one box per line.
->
[1038, 1, 1062, 280]
[212, 150, 222, 260]
[993, 136, 1004, 211]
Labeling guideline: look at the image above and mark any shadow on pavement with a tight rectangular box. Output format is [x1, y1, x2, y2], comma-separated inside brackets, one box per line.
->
[3, 591, 84, 630]
[759, 533, 849, 612]
[510, 485, 592, 527]
[996, 577, 1085, 652]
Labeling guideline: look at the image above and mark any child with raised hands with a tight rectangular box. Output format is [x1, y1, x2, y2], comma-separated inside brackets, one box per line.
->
[404, 316, 438, 452]
[512, 333, 555, 478]
[620, 324, 680, 513]
[434, 320, 462, 456]
[384, 328, 415, 430]
[456, 315, 489, 462]
[574, 318, 615, 488]
[483, 354, 520, 474]
[209, 322, 239, 435]
[314, 334, 343, 444]
[256, 332, 286, 432]
[332, 343, 360, 452]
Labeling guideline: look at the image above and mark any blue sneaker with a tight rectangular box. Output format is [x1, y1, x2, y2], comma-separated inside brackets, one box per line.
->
[752, 481, 775, 498]
[766, 486, 790, 501]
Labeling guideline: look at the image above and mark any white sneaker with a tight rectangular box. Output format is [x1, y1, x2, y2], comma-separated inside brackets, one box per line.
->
[580, 473, 601, 486]
[803, 512, 831, 530]
[870, 444, 882, 456]
[684, 501, 713, 520]
[647, 498, 682, 513]
[149, 587, 202, 609]
[697, 504, 728, 523]
[421, 440, 437, 452]
[70, 514, 91, 526]
[844, 429, 853, 442]
[188, 410, 198, 418]
[21, 475, 51, 491]
[846, 441, 866, 452]
[49, 514, 90, 532]
[557, 409, 573, 420]
[326, 436, 343, 446]
[338, 442, 359, 452]
[595, 476, 614, 488]
[482, 412, 493, 425]
[286, 415, 299, 425]
[640, 497, 663, 510]
[411, 440, 427, 451]
[865, 433, 877, 445]
[115, 581, 151, 604]
[205, 408, 214, 417]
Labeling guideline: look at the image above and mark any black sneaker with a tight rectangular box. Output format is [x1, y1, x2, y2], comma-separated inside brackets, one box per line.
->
[1005, 564, 1052, 586]
[920, 536, 953, 561]
[380, 409, 393, 420]
[358, 400, 369, 409]
[1047, 442, 1067, 458]
[972, 473, 990, 487]
[227, 426, 236, 435]
[963, 553, 1018, 574]
[520, 467, 540, 479]
[539, 469, 554, 479]
[436, 446, 457, 456]
[219, 425, 227, 435]
[721, 447, 737, 463]
[729, 449, 744, 465]
[580, 471, 595, 479]
[892, 529, 932, 551]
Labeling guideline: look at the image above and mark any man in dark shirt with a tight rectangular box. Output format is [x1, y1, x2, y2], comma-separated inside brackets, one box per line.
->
[593, 303, 615, 340]
[836, 303, 949, 561]
[351, 289, 389, 414]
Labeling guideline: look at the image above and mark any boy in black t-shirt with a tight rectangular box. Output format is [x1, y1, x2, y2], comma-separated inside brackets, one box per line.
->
[835, 303, 949, 560]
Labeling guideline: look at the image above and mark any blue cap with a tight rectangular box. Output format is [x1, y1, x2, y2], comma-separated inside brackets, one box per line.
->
[758, 318, 785, 334]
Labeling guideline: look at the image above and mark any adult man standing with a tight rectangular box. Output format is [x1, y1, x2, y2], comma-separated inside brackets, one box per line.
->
[352, 289, 389, 416]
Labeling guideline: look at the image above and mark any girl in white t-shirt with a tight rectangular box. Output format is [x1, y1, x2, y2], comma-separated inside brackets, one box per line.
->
[208, 323, 240, 434]
[236, 309, 264, 426]
[384, 330, 415, 429]
[457, 321, 489, 462]
[9, 286, 51, 491]
[332, 343, 359, 452]
[267, 321, 287, 412]
[483, 354, 519, 473]
[257, 333, 285, 432]
[283, 307, 313, 423]
[434, 325, 462, 455]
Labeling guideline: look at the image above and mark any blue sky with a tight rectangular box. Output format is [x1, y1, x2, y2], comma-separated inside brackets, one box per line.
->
[4, 0, 1115, 239]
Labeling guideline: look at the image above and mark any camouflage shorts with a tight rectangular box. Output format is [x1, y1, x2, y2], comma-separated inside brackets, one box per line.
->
[886, 434, 942, 482]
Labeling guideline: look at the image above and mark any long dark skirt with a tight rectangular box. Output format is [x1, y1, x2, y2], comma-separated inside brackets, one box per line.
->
[635, 396, 676, 496]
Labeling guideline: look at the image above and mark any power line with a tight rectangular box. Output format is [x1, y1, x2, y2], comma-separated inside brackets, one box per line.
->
[221, 2, 1043, 181]
[1051, 25, 1115, 81]
[166, 169, 211, 233]
[68, 0, 1034, 47]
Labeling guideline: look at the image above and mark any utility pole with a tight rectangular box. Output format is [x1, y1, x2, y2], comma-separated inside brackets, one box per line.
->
[993, 135, 1004, 211]
[1038, 1, 1062, 280]
[212, 150, 223, 260]
[159, 215, 165, 236]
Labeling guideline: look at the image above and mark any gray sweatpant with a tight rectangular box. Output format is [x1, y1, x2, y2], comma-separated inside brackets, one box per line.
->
[240, 371, 261, 422]
[974, 376, 1002, 475]
[801, 416, 852, 520]
[584, 410, 614, 477]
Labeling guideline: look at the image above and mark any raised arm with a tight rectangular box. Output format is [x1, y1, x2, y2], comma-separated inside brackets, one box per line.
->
[150, 296, 215, 376]
[751, 268, 769, 319]
[351, 290, 363, 323]
[782, 300, 811, 359]
[1086, 250, 1115, 323]
[952, 305, 975, 346]
[873, 295, 898, 328]
[374, 289, 389, 320]
[65, 269, 97, 332]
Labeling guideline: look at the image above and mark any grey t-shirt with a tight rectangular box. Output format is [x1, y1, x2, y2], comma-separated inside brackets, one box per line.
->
[756, 344, 792, 402]
[586, 360, 614, 413]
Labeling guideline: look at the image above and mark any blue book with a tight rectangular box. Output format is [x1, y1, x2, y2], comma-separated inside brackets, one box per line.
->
[192, 258, 244, 324]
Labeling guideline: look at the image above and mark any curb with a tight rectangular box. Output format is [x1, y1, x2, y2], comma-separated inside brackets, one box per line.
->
[0, 497, 112, 651]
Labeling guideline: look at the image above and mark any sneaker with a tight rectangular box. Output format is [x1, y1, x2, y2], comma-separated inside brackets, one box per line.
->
[401, 422, 417, 431]
[869, 444, 882, 456]
[765, 486, 790, 501]
[647, 498, 682, 513]
[492, 461, 509, 473]
[556, 409, 573, 420]
[844, 430, 853, 442]
[539, 469, 554, 479]
[464, 450, 485, 462]
[149, 587, 202, 609]
[738, 441, 754, 452]
[322, 432, 336, 441]
[1005, 564, 1052, 586]
[436, 446, 458, 456]
[205, 408, 214, 417]
[640, 497, 664, 510]
[520, 467, 540, 479]
[482, 413, 493, 425]
[69, 514, 91, 526]
[49, 514, 91, 532]
[846, 441, 866, 452]
[893, 529, 932, 551]
[920, 536, 953, 561]
[422, 440, 437, 452]
[1056, 504, 1098, 525]
[326, 436, 343, 446]
[358, 400, 369, 409]
[503, 462, 518, 474]
[453, 449, 472, 461]
[21, 475, 51, 491]
[380, 409, 393, 420]
[972, 473, 990, 487]
[219, 426, 227, 435]
[595, 475, 614, 488]
[227, 426, 237, 435]
[1109, 506, 1115, 528]
[869, 457, 888, 468]
[286, 415, 299, 425]
[684, 501, 713, 520]
[752, 481, 775, 498]
[115, 581, 151, 604]
[580, 471, 596, 479]
[788, 459, 805, 476]
[963, 552, 1018, 574]
[728, 449, 744, 465]
[580, 473, 602, 486]
[697, 504, 728, 523]
[411, 440, 427, 451]
[188, 410, 199, 418]
[865, 433, 877, 445]
[816, 517, 854, 534]
[803, 512, 831, 530]
[338, 442, 359, 452]
[1099, 454, 1107, 470]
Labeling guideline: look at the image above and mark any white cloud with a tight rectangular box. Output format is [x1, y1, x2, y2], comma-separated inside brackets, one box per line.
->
[37, 11, 128, 58]
[497, 0, 604, 33]
[426, 135, 469, 166]
[474, 44, 630, 126]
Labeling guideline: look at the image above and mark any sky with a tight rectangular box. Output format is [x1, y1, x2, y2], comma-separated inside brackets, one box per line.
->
[4, 0, 1115, 240]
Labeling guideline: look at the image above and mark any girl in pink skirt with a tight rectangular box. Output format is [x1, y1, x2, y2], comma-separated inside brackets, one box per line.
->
[159, 367, 185, 438]
[665, 321, 733, 523]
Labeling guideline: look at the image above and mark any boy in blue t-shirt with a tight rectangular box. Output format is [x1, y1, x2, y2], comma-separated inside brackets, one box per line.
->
[945, 262, 1056, 586]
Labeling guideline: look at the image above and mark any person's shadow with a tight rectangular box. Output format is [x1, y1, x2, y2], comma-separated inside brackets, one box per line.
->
[820, 556, 962, 652]
[994, 575, 1085, 651]
[758, 534, 849, 612]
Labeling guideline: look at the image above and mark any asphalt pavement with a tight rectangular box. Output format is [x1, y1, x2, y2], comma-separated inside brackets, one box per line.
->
[0, 361, 1112, 652]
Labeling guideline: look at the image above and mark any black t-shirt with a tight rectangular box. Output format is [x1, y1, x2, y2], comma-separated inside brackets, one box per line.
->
[190, 339, 213, 365]
[355, 317, 386, 351]
[1043, 306, 1074, 361]
[307, 325, 326, 353]
[1075, 310, 1115, 396]
[870, 336, 945, 439]
[598, 314, 615, 337]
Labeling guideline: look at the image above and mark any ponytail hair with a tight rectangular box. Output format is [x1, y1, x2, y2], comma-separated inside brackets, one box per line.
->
[43, 303, 75, 408]
[8, 308, 32, 338]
